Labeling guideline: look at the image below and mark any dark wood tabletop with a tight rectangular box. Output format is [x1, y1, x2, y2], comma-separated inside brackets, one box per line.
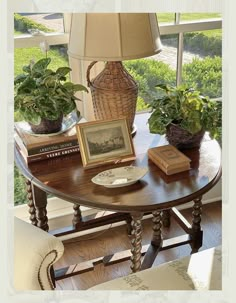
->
[15, 113, 222, 213]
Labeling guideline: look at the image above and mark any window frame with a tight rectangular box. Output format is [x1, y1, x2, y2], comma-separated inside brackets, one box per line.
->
[14, 14, 222, 91]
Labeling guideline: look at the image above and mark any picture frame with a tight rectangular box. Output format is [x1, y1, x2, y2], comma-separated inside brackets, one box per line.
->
[76, 118, 136, 168]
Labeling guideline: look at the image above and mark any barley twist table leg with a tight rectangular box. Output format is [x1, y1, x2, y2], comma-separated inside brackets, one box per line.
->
[151, 210, 163, 247]
[130, 212, 143, 273]
[162, 209, 171, 228]
[72, 203, 82, 227]
[190, 196, 203, 254]
[26, 179, 38, 226]
[32, 184, 49, 232]
[125, 214, 132, 236]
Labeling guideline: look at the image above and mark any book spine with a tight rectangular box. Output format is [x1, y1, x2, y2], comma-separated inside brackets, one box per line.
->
[27, 139, 79, 155]
[16, 144, 80, 164]
[148, 152, 168, 174]
[148, 149, 169, 169]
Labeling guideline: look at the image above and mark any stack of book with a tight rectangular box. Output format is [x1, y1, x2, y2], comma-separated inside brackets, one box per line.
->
[14, 122, 81, 164]
[148, 145, 191, 175]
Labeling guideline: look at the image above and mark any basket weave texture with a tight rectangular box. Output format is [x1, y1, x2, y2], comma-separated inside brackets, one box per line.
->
[166, 123, 205, 149]
[87, 61, 138, 130]
[30, 114, 63, 134]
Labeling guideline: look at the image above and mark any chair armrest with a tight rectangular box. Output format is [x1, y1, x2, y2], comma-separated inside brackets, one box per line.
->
[14, 217, 64, 290]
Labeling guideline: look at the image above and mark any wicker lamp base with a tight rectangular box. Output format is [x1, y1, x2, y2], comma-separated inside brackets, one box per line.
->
[87, 61, 138, 131]
[166, 123, 205, 149]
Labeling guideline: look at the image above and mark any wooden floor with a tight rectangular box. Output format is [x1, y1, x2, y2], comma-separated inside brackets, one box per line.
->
[55, 201, 222, 290]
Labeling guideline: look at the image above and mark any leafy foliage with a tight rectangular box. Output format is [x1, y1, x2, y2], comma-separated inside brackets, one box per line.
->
[124, 59, 176, 104]
[125, 56, 222, 112]
[14, 57, 88, 124]
[148, 84, 222, 140]
[14, 164, 27, 205]
[161, 30, 222, 57]
[182, 56, 222, 98]
[14, 13, 53, 33]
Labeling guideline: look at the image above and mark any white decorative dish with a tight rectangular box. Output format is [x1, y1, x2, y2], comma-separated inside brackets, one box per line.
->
[91, 166, 148, 188]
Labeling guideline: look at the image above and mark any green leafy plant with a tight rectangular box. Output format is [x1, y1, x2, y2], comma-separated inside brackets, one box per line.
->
[14, 57, 88, 125]
[148, 84, 222, 140]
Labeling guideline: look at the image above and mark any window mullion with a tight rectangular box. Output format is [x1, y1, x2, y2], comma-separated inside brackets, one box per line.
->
[176, 32, 184, 86]
[14, 33, 69, 48]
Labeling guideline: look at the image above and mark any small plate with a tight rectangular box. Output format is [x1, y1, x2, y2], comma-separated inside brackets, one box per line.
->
[91, 166, 148, 188]
[17, 111, 81, 137]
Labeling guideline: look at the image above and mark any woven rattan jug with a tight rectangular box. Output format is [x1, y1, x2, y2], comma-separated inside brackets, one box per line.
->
[87, 61, 138, 131]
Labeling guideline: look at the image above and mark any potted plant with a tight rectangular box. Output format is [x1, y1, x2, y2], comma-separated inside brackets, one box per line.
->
[14, 57, 88, 134]
[148, 84, 222, 149]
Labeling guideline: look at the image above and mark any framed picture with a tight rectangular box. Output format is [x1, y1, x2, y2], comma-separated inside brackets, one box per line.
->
[76, 118, 136, 168]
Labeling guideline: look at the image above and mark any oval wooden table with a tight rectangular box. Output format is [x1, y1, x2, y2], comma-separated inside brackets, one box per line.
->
[15, 113, 222, 276]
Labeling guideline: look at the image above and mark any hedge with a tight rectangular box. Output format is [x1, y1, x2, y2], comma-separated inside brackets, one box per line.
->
[124, 56, 222, 103]
[14, 13, 53, 33]
[161, 31, 222, 57]
[124, 59, 176, 103]
[182, 56, 222, 98]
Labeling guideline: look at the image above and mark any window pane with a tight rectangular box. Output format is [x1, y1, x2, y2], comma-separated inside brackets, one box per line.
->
[14, 13, 64, 36]
[14, 45, 68, 76]
[156, 13, 176, 24]
[180, 13, 221, 22]
[182, 29, 222, 98]
[124, 35, 178, 112]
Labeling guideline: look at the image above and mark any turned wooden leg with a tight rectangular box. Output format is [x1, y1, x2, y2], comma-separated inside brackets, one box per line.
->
[72, 203, 82, 227]
[130, 212, 143, 273]
[190, 196, 203, 254]
[31, 184, 49, 232]
[26, 179, 38, 226]
[125, 214, 132, 236]
[140, 210, 163, 270]
[151, 210, 163, 247]
[162, 209, 171, 228]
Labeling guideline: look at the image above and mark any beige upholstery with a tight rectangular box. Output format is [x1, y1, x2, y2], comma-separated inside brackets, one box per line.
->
[90, 246, 222, 290]
[14, 217, 64, 290]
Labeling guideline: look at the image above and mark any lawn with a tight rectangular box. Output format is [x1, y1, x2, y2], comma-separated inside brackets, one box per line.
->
[14, 47, 68, 76]
[157, 13, 221, 23]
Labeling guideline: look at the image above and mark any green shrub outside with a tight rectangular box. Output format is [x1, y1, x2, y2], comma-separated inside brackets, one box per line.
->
[182, 56, 222, 98]
[162, 30, 222, 57]
[14, 164, 28, 206]
[124, 59, 176, 103]
[125, 56, 222, 103]
[14, 13, 53, 33]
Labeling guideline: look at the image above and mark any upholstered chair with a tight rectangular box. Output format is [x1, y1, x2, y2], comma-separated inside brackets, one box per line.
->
[14, 217, 64, 290]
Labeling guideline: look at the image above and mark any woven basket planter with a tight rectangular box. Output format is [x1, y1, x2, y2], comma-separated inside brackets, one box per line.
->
[87, 61, 138, 131]
[166, 123, 205, 149]
[30, 114, 63, 134]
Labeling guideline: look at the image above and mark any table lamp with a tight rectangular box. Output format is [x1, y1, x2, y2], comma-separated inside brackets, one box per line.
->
[68, 13, 162, 131]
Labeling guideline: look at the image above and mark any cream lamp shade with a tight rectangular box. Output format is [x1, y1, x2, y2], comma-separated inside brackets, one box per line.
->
[68, 13, 162, 130]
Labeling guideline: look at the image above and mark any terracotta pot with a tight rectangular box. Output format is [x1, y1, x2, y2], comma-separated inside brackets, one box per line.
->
[29, 114, 63, 134]
[166, 123, 205, 149]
